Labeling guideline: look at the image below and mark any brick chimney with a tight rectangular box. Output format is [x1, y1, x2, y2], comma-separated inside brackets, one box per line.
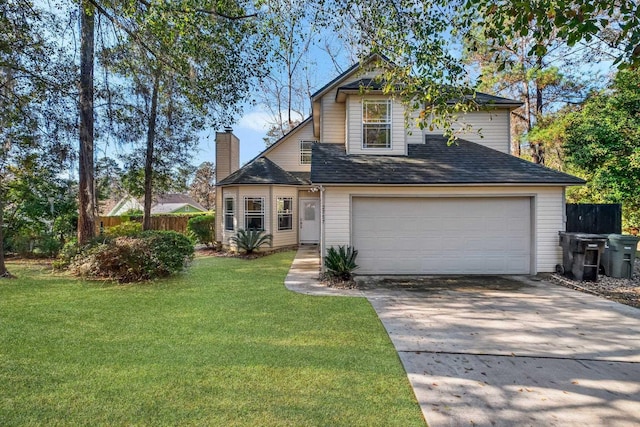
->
[216, 127, 239, 181]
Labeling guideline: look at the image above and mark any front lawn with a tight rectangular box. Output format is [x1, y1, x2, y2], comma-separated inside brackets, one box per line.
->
[0, 253, 424, 426]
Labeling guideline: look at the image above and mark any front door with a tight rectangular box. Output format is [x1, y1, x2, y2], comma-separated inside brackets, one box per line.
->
[299, 198, 320, 244]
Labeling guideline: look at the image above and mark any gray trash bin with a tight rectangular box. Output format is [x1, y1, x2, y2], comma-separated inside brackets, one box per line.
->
[601, 234, 639, 279]
[558, 232, 608, 281]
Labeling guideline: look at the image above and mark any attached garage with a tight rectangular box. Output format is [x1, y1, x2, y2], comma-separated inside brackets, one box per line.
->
[351, 197, 533, 275]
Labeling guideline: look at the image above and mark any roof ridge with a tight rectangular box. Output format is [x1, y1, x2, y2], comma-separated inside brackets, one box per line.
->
[217, 156, 308, 186]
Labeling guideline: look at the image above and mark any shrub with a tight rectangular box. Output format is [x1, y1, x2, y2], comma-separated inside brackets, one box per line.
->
[6, 233, 63, 258]
[33, 235, 63, 257]
[67, 231, 194, 283]
[324, 245, 359, 280]
[139, 230, 194, 273]
[53, 238, 81, 270]
[230, 229, 272, 254]
[104, 221, 142, 238]
[187, 215, 215, 246]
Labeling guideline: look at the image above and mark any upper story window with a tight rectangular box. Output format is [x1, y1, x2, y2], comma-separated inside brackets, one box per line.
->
[363, 100, 391, 149]
[224, 197, 234, 231]
[299, 140, 316, 165]
[244, 197, 265, 231]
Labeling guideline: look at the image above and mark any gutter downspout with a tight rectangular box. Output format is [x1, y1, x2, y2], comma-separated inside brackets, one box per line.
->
[319, 185, 325, 273]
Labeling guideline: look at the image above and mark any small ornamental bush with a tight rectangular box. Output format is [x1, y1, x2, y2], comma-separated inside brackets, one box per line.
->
[104, 221, 142, 238]
[230, 229, 272, 254]
[53, 238, 82, 270]
[139, 230, 195, 273]
[67, 231, 194, 283]
[187, 215, 215, 246]
[324, 245, 359, 280]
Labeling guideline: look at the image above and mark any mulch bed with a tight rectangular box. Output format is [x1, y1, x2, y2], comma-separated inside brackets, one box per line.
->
[549, 261, 640, 309]
[194, 246, 296, 260]
[319, 274, 359, 289]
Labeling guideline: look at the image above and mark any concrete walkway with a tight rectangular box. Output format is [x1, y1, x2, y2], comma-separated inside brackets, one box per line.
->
[284, 246, 640, 426]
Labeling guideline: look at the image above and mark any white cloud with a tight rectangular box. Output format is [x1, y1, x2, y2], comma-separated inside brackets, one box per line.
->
[237, 108, 272, 132]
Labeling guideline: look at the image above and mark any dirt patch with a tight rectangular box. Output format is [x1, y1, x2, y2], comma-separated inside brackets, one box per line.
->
[354, 275, 531, 293]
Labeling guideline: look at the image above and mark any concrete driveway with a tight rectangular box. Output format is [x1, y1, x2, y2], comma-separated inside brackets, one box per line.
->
[362, 276, 640, 426]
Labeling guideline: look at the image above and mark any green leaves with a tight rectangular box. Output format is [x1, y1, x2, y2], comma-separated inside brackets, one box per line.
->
[559, 69, 640, 227]
[464, 0, 640, 69]
[324, 245, 359, 281]
[230, 229, 273, 254]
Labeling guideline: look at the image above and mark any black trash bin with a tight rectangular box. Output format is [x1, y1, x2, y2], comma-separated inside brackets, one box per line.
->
[601, 234, 639, 279]
[558, 232, 608, 281]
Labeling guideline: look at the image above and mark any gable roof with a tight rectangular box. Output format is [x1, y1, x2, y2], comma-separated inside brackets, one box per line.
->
[311, 54, 391, 136]
[218, 156, 310, 186]
[151, 194, 206, 213]
[254, 116, 313, 160]
[152, 193, 205, 209]
[105, 193, 206, 216]
[310, 54, 392, 101]
[106, 195, 143, 216]
[310, 136, 585, 185]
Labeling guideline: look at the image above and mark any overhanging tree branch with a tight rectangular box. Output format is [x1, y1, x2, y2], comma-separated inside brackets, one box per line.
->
[136, 0, 258, 20]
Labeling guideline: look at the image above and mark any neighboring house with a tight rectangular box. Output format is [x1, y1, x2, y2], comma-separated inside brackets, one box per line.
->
[215, 55, 584, 275]
[105, 194, 207, 216]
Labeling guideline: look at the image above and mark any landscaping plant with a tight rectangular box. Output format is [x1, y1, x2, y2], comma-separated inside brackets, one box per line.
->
[103, 221, 142, 238]
[187, 215, 215, 246]
[230, 229, 272, 254]
[324, 245, 359, 280]
[67, 230, 194, 283]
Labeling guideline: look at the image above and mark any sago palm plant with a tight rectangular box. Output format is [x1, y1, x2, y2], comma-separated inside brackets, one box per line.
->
[230, 229, 273, 254]
[324, 245, 359, 280]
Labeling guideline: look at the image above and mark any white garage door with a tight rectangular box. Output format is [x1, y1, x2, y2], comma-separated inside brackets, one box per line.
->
[352, 197, 532, 274]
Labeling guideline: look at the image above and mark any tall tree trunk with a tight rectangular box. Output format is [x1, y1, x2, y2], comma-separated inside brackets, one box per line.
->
[530, 55, 545, 165]
[78, 0, 96, 244]
[142, 69, 161, 231]
[535, 55, 544, 116]
[0, 198, 12, 278]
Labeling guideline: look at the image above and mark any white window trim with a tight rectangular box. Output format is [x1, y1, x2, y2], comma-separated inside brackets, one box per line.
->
[299, 140, 316, 165]
[244, 196, 265, 231]
[277, 197, 293, 231]
[362, 99, 392, 149]
[224, 197, 235, 231]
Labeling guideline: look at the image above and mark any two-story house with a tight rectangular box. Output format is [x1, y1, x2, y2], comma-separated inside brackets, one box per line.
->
[215, 55, 584, 275]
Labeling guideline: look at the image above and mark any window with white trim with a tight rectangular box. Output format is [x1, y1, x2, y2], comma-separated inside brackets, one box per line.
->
[299, 140, 316, 165]
[224, 197, 234, 231]
[277, 197, 293, 231]
[363, 100, 391, 148]
[244, 197, 265, 230]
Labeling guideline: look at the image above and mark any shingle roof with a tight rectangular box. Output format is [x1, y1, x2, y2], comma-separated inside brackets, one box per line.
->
[310, 136, 585, 185]
[310, 54, 392, 100]
[218, 157, 308, 186]
[151, 203, 205, 214]
[336, 79, 523, 107]
[153, 193, 206, 211]
[288, 172, 311, 184]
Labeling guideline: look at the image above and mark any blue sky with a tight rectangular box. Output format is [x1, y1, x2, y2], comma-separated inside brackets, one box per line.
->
[193, 107, 273, 167]
[192, 41, 353, 168]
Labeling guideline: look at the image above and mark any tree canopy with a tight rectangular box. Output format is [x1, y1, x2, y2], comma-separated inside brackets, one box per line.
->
[530, 69, 640, 227]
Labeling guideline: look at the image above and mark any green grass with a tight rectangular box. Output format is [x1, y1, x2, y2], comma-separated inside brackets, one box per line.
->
[0, 253, 424, 426]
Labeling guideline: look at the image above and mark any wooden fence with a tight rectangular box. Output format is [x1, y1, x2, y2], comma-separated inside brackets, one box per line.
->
[566, 203, 622, 234]
[97, 215, 201, 235]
